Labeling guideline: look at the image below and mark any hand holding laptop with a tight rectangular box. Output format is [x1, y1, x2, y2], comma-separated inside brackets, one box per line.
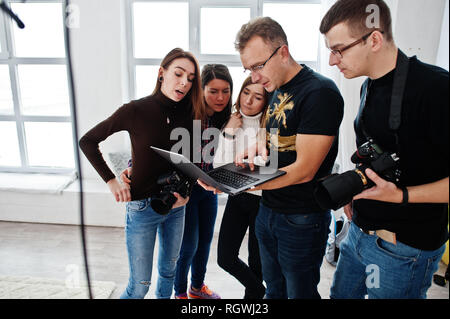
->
[197, 179, 223, 194]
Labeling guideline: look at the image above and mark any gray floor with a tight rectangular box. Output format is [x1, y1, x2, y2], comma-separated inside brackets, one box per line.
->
[0, 203, 448, 299]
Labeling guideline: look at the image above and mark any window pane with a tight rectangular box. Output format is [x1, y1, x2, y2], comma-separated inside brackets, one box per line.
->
[0, 122, 21, 166]
[18, 65, 70, 116]
[263, 3, 321, 61]
[135, 65, 160, 99]
[201, 8, 251, 55]
[25, 122, 74, 168]
[11, 3, 65, 58]
[0, 65, 14, 115]
[133, 2, 189, 58]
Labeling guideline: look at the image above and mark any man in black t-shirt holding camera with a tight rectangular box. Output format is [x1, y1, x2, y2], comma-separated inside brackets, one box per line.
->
[320, 0, 449, 299]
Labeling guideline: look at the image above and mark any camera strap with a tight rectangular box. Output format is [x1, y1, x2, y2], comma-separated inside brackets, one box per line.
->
[358, 49, 410, 156]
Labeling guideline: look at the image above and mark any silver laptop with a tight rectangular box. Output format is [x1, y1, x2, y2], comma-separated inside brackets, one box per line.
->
[151, 146, 286, 196]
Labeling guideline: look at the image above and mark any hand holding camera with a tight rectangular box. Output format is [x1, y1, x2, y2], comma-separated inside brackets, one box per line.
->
[119, 168, 193, 214]
[352, 167, 404, 203]
[151, 171, 194, 215]
[314, 139, 402, 210]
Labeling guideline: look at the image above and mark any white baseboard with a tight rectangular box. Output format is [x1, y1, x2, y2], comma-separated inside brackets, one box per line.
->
[0, 178, 125, 227]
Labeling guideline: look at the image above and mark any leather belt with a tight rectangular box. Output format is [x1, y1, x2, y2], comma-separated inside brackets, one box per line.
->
[360, 228, 397, 245]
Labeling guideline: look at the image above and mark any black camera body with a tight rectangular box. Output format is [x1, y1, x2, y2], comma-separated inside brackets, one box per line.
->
[151, 171, 195, 215]
[314, 139, 401, 211]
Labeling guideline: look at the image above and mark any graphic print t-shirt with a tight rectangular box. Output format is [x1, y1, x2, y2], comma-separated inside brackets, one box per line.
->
[261, 65, 344, 214]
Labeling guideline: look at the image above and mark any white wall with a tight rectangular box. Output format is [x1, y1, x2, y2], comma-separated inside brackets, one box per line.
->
[436, 0, 449, 70]
[71, 0, 130, 180]
[394, 0, 447, 63]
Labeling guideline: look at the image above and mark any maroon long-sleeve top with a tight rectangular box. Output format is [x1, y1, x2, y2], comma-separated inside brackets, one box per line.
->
[79, 90, 193, 200]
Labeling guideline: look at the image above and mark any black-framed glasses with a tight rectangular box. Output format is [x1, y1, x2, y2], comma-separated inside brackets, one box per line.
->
[243, 46, 282, 75]
[330, 29, 384, 59]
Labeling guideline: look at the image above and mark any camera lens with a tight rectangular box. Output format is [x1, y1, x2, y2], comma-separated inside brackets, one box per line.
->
[314, 169, 368, 210]
[151, 193, 177, 215]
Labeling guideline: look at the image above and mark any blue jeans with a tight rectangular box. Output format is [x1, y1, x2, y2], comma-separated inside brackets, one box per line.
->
[255, 203, 331, 299]
[174, 184, 218, 294]
[330, 222, 446, 299]
[120, 198, 185, 299]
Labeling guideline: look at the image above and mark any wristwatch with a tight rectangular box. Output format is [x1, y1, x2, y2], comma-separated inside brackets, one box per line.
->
[400, 186, 409, 206]
[223, 131, 236, 140]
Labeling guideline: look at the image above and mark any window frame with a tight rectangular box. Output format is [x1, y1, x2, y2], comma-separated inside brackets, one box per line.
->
[0, 0, 75, 174]
[126, 0, 321, 100]
[0, 13, 8, 59]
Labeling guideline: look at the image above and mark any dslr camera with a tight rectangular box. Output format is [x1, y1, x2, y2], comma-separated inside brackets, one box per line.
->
[314, 139, 401, 210]
[151, 171, 195, 215]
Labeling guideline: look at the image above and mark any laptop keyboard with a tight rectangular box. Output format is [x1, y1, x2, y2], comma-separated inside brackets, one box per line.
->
[208, 168, 259, 189]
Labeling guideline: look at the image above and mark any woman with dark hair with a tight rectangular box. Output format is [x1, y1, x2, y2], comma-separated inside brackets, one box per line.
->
[201, 64, 233, 129]
[79, 48, 203, 299]
[174, 64, 233, 299]
[213, 76, 269, 299]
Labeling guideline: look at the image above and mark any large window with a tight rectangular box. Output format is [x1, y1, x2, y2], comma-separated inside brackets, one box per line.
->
[0, 0, 75, 173]
[127, 0, 322, 102]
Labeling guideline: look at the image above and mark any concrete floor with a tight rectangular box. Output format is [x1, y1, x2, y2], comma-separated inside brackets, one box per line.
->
[0, 202, 448, 299]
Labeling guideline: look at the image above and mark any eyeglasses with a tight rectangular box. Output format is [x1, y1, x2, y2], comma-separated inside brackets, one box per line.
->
[243, 46, 282, 75]
[330, 29, 384, 59]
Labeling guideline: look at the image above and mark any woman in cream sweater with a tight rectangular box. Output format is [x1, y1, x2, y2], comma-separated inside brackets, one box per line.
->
[213, 76, 269, 299]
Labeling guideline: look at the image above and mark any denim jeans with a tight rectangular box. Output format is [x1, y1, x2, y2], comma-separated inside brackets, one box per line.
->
[120, 198, 185, 299]
[330, 222, 446, 299]
[174, 184, 218, 294]
[255, 203, 331, 299]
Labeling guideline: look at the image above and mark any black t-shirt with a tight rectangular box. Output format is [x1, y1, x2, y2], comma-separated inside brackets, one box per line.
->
[261, 65, 344, 214]
[353, 54, 449, 251]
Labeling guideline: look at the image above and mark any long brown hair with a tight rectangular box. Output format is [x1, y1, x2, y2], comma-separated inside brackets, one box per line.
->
[152, 48, 204, 120]
[233, 76, 269, 127]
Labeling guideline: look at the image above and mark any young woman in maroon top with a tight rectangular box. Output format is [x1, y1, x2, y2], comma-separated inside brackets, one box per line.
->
[121, 64, 233, 299]
[79, 48, 204, 299]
